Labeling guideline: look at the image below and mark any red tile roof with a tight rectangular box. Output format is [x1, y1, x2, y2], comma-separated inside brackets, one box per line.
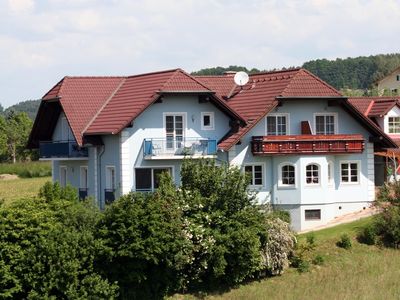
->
[348, 97, 400, 116]
[42, 76, 125, 145]
[196, 68, 343, 150]
[30, 68, 397, 150]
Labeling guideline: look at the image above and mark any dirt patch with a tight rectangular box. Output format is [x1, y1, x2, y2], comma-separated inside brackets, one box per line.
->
[0, 174, 19, 181]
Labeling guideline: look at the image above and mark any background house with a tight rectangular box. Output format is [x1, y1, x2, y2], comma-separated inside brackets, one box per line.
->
[376, 66, 400, 96]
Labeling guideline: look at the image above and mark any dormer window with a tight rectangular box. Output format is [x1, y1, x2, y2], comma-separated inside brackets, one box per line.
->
[388, 117, 400, 133]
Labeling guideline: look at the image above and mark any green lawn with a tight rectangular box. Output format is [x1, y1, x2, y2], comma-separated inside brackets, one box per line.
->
[0, 177, 51, 205]
[171, 217, 400, 300]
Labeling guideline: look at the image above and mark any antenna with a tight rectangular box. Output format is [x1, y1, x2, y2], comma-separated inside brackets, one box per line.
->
[226, 71, 249, 99]
[234, 71, 249, 86]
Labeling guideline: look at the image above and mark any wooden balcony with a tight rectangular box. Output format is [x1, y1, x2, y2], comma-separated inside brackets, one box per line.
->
[251, 134, 365, 155]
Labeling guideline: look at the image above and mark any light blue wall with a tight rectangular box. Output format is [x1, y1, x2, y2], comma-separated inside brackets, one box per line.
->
[120, 94, 232, 193]
[229, 98, 374, 206]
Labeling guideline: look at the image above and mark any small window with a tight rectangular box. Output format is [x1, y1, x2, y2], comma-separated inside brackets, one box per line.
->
[135, 167, 172, 191]
[244, 165, 263, 186]
[328, 161, 334, 185]
[340, 162, 359, 183]
[315, 114, 336, 135]
[106, 166, 116, 190]
[280, 164, 295, 186]
[266, 114, 288, 135]
[388, 117, 400, 133]
[305, 209, 321, 220]
[396, 75, 400, 81]
[201, 112, 214, 130]
[59, 166, 67, 187]
[306, 164, 319, 185]
[80, 166, 88, 189]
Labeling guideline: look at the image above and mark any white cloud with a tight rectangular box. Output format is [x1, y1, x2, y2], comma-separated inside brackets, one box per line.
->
[7, 0, 34, 14]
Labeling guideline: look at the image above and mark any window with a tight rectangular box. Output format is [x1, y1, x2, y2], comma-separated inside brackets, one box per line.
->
[340, 162, 359, 183]
[328, 161, 334, 185]
[306, 164, 319, 185]
[266, 114, 288, 135]
[59, 166, 67, 187]
[106, 166, 116, 190]
[305, 209, 321, 220]
[388, 117, 400, 133]
[280, 164, 295, 186]
[135, 167, 172, 191]
[164, 113, 185, 150]
[315, 114, 336, 135]
[80, 166, 88, 189]
[396, 75, 400, 81]
[244, 165, 263, 186]
[201, 112, 214, 130]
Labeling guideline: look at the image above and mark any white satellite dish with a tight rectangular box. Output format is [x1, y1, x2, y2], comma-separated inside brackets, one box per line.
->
[234, 71, 249, 86]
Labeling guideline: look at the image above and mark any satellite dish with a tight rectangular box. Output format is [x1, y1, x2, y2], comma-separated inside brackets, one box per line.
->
[234, 71, 249, 86]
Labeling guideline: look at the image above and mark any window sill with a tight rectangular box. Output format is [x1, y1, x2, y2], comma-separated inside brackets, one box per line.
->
[277, 185, 297, 190]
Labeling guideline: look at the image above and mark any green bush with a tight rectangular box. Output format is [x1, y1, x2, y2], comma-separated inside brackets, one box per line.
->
[357, 224, 377, 245]
[312, 254, 325, 266]
[375, 206, 400, 248]
[96, 191, 190, 299]
[0, 183, 117, 299]
[337, 234, 352, 249]
[0, 161, 51, 178]
[271, 209, 291, 223]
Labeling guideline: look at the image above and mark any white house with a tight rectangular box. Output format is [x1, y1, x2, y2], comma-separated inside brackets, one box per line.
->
[28, 68, 397, 231]
[376, 66, 400, 96]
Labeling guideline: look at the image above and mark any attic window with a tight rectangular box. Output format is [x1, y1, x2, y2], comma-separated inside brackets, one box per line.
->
[388, 117, 400, 134]
[201, 112, 214, 130]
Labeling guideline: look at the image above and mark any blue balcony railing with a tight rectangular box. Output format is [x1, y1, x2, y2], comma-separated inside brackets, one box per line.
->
[143, 137, 217, 158]
[39, 141, 88, 159]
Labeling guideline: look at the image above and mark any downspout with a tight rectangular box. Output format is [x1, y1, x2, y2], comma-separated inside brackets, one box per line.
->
[97, 145, 105, 209]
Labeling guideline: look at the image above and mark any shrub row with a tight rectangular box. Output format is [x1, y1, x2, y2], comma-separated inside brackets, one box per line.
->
[0, 160, 296, 299]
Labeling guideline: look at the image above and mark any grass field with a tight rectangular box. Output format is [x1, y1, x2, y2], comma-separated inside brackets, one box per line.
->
[0, 161, 51, 178]
[171, 217, 400, 300]
[0, 177, 51, 204]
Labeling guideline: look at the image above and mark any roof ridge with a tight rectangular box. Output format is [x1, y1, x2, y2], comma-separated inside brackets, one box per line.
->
[63, 76, 127, 79]
[365, 100, 375, 116]
[82, 77, 127, 134]
[127, 68, 180, 79]
[58, 76, 68, 96]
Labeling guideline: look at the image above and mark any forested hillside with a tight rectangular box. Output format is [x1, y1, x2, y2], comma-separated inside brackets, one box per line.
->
[192, 53, 400, 90]
[0, 99, 41, 120]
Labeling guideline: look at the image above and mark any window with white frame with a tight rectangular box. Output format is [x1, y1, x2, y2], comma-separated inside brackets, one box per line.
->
[244, 164, 263, 186]
[280, 164, 295, 186]
[201, 112, 214, 130]
[105, 166, 116, 191]
[306, 164, 320, 185]
[315, 114, 336, 135]
[135, 167, 172, 191]
[164, 113, 185, 150]
[59, 166, 67, 187]
[80, 166, 88, 189]
[328, 161, 334, 185]
[266, 114, 288, 135]
[340, 162, 359, 183]
[388, 117, 400, 133]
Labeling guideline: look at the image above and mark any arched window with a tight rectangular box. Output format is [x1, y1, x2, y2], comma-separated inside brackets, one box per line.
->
[306, 164, 320, 185]
[281, 164, 295, 186]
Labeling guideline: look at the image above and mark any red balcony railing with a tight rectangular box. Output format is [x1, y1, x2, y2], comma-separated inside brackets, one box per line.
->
[251, 134, 365, 155]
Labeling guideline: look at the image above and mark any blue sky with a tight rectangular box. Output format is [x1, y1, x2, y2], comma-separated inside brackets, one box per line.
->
[1, 0, 400, 107]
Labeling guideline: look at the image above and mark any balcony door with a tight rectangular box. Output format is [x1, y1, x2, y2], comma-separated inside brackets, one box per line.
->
[165, 113, 185, 151]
